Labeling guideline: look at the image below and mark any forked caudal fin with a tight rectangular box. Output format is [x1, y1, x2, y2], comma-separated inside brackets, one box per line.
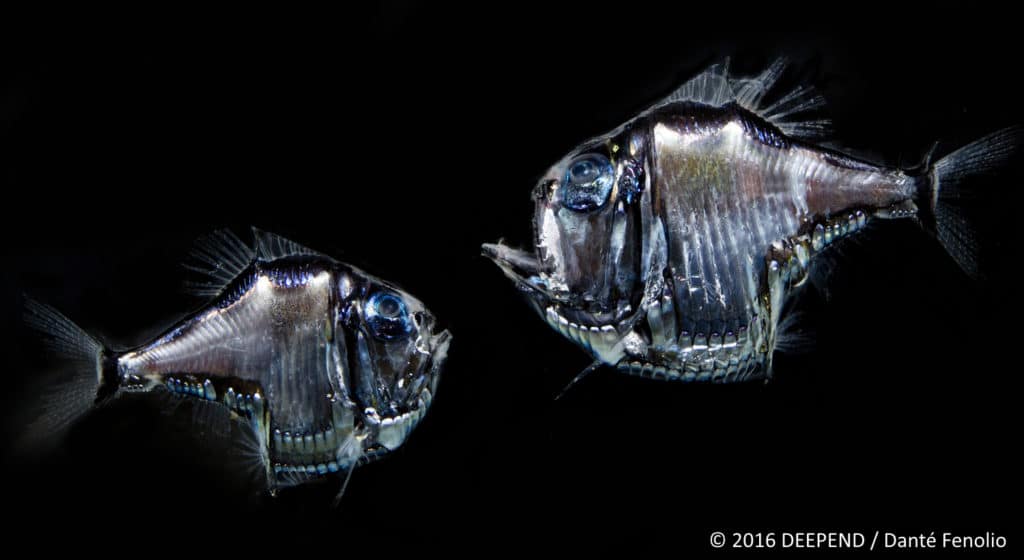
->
[920, 127, 1022, 278]
[22, 299, 114, 446]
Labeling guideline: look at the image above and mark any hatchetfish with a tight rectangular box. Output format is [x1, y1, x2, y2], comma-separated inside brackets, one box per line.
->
[24, 229, 451, 494]
[483, 59, 1018, 385]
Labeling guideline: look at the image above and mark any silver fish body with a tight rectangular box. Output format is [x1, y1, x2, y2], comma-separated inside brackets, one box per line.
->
[485, 60, 1017, 383]
[27, 229, 450, 492]
[620, 103, 912, 381]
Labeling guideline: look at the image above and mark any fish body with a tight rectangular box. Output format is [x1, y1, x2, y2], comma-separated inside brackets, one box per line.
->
[484, 60, 1017, 383]
[26, 229, 450, 493]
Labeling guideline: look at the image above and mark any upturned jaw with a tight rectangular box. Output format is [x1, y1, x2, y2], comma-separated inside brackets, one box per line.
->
[483, 241, 632, 364]
[481, 242, 544, 291]
[481, 241, 566, 312]
[482, 241, 635, 323]
[482, 241, 578, 300]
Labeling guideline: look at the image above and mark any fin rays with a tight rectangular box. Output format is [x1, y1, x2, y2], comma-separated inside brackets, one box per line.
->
[252, 228, 319, 261]
[182, 228, 323, 298]
[653, 57, 831, 140]
[20, 299, 106, 447]
[182, 229, 255, 297]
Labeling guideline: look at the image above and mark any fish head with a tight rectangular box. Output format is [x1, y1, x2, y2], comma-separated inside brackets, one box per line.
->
[484, 132, 653, 364]
[335, 269, 450, 458]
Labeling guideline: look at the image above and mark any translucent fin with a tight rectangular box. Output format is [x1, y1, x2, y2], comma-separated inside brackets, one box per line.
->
[142, 385, 233, 442]
[928, 127, 1023, 278]
[773, 284, 820, 356]
[805, 225, 875, 303]
[757, 85, 830, 139]
[183, 228, 324, 296]
[182, 229, 255, 297]
[554, 360, 603, 401]
[150, 385, 187, 416]
[332, 463, 357, 508]
[774, 310, 816, 355]
[22, 299, 106, 445]
[336, 429, 365, 468]
[276, 468, 324, 491]
[652, 57, 831, 140]
[190, 398, 233, 442]
[252, 227, 320, 261]
[230, 415, 274, 494]
[732, 58, 787, 109]
[330, 431, 365, 505]
[774, 118, 832, 140]
[660, 59, 734, 107]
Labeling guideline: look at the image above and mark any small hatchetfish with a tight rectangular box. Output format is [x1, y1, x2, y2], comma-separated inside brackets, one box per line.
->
[24, 229, 450, 494]
[484, 59, 1018, 385]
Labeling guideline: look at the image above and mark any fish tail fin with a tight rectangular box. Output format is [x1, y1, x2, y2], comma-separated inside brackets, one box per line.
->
[918, 126, 1022, 278]
[22, 298, 117, 445]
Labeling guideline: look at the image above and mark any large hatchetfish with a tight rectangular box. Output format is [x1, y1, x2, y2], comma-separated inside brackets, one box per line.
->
[24, 229, 450, 495]
[484, 59, 1017, 385]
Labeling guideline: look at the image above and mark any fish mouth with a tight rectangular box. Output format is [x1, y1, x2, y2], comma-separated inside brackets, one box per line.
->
[406, 326, 450, 412]
[483, 241, 632, 363]
[482, 241, 633, 325]
[370, 328, 450, 454]
[481, 242, 548, 294]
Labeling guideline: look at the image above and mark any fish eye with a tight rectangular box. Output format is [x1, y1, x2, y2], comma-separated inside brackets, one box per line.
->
[561, 153, 614, 212]
[365, 291, 413, 340]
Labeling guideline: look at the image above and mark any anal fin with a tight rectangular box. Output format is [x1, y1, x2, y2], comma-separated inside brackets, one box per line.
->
[766, 211, 873, 359]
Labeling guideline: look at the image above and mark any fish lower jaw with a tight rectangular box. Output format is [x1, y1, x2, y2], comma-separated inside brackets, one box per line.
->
[376, 392, 433, 452]
[544, 306, 626, 364]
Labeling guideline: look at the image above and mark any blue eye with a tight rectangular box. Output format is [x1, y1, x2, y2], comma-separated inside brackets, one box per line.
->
[365, 292, 413, 340]
[561, 153, 614, 212]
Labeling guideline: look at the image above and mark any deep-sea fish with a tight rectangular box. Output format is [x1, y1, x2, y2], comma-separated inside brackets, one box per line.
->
[484, 59, 1018, 385]
[24, 229, 450, 494]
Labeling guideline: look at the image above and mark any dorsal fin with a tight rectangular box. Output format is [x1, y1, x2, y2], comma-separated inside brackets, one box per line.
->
[251, 227, 320, 261]
[182, 229, 256, 297]
[652, 57, 831, 140]
[183, 228, 323, 299]
[732, 58, 787, 109]
[660, 59, 734, 108]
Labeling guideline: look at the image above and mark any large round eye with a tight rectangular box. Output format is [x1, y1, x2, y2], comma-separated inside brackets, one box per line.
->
[365, 291, 413, 340]
[561, 153, 614, 212]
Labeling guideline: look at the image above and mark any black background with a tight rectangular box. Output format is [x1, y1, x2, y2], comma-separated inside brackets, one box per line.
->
[2, 5, 1021, 553]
